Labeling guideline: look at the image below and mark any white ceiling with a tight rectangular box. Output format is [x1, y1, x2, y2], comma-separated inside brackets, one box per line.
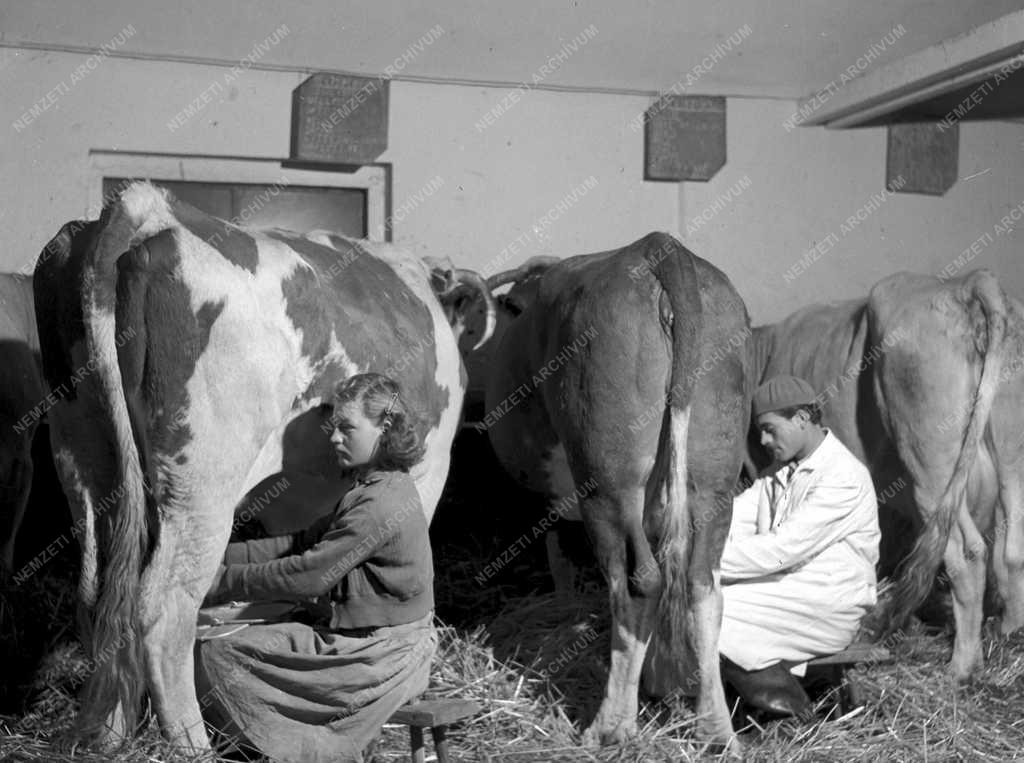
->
[4, 1, 1024, 98]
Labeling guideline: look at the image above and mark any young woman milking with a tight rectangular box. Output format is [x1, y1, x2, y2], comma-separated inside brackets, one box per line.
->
[197, 373, 436, 762]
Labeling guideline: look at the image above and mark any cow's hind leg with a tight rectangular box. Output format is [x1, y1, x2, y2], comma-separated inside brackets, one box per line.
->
[687, 493, 736, 749]
[946, 504, 986, 680]
[581, 491, 659, 747]
[995, 469, 1024, 636]
[137, 504, 232, 751]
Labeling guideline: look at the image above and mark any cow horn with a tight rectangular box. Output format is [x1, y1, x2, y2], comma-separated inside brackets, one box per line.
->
[486, 256, 561, 291]
[452, 268, 496, 351]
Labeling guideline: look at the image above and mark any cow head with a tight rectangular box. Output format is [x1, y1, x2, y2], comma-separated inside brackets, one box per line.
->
[422, 256, 497, 352]
[487, 256, 561, 317]
[457, 256, 561, 418]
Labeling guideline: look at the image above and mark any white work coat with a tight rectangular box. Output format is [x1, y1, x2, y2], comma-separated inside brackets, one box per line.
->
[718, 430, 880, 671]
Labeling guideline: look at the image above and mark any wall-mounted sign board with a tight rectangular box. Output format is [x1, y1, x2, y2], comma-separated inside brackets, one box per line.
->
[885, 122, 959, 196]
[291, 73, 389, 165]
[644, 95, 726, 182]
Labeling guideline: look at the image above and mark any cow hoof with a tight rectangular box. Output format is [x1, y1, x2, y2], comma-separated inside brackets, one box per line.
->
[699, 732, 744, 759]
[721, 736, 746, 759]
[949, 665, 978, 687]
[949, 637, 984, 683]
[581, 719, 636, 747]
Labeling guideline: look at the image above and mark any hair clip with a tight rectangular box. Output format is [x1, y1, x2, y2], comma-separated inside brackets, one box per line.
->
[383, 391, 399, 417]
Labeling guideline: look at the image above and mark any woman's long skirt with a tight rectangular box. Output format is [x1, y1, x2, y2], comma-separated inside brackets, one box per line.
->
[196, 612, 437, 762]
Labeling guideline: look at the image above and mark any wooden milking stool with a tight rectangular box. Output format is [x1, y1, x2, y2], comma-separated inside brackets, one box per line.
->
[806, 644, 892, 713]
[388, 698, 482, 763]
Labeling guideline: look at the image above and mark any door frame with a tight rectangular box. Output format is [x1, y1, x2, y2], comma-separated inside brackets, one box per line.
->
[87, 150, 390, 241]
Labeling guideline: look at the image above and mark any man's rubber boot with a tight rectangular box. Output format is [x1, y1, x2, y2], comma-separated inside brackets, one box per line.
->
[721, 657, 815, 722]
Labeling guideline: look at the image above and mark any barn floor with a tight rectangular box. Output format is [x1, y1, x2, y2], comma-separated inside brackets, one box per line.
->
[1, 427, 1023, 761]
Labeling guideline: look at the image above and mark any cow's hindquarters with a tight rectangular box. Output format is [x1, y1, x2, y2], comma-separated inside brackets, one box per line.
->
[572, 236, 737, 749]
[869, 270, 1006, 680]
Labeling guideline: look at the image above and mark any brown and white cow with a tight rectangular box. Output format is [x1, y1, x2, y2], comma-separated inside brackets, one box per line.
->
[33, 181, 494, 751]
[0, 272, 46, 575]
[481, 233, 748, 749]
[749, 269, 1012, 680]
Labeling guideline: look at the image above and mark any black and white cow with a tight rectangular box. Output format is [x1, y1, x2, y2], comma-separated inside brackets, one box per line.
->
[34, 181, 494, 750]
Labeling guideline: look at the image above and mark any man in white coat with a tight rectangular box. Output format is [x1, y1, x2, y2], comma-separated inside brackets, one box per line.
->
[719, 375, 880, 719]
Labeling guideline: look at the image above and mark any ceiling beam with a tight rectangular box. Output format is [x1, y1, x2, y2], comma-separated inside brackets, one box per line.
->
[800, 9, 1024, 128]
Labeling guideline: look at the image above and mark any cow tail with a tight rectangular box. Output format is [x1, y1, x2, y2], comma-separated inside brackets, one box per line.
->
[645, 233, 704, 655]
[884, 270, 1006, 634]
[76, 183, 172, 741]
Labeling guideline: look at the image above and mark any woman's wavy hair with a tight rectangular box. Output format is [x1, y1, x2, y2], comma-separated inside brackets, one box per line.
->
[331, 373, 425, 472]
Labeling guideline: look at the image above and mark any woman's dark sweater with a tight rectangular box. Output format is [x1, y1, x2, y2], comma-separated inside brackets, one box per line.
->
[205, 469, 434, 629]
